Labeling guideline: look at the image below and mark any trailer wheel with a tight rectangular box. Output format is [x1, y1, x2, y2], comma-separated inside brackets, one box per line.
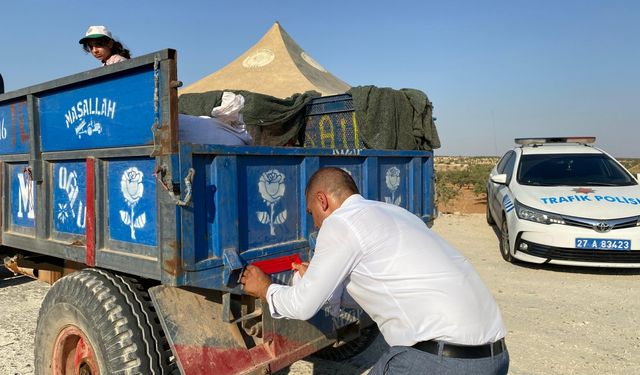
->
[34, 269, 177, 375]
[313, 324, 380, 361]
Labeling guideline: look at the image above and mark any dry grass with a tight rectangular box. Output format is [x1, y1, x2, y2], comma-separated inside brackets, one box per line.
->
[433, 156, 640, 215]
[435, 156, 499, 171]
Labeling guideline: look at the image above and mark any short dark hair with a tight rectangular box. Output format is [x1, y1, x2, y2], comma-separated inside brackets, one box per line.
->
[305, 167, 359, 200]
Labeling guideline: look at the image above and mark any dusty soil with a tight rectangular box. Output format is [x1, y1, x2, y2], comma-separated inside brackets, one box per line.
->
[0, 268, 49, 374]
[438, 187, 487, 215]
[2, 212, 640, 374]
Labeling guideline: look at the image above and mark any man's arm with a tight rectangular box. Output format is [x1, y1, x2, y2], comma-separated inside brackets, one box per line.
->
[243, 217, 361, 320]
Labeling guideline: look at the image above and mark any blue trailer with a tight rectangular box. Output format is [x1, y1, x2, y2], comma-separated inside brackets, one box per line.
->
[0, 49, 437, 374]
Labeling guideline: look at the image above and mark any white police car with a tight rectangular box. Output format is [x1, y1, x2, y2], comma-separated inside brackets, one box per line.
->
[486, 137, 640, 267]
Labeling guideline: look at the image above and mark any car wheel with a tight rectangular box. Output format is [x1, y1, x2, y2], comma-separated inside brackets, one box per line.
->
[486, 195, 495, 225]
[499, 216, 514, 263]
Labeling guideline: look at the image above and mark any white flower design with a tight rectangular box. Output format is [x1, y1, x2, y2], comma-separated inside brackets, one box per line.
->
[119, 167, 147, 239]
[384, 167, 402, 206]
[257, 169, 288, 235]
[386, 167, 400, 192]
[57, 203, 70, 223]
[121, 167, 144, 204]
[259, 169, 286, 204]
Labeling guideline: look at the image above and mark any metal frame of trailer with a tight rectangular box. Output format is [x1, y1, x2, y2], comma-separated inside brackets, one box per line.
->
[0, 49, 436, 374]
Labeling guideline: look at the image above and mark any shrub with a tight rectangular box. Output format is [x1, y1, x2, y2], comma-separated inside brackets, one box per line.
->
[435, 160, 495, 211]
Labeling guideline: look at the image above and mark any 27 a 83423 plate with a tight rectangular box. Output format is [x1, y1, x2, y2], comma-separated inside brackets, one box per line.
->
[575, 238, 631, 250]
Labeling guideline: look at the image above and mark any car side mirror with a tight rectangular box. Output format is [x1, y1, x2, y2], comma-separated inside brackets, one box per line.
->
[490, 174, 508, 185]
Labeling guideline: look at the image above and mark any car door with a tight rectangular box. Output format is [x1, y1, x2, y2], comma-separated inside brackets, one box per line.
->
[488, 150, 516, 225]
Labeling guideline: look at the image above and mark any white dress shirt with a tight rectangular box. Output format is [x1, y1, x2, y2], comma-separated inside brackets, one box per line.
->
[266, 194, 506, 347]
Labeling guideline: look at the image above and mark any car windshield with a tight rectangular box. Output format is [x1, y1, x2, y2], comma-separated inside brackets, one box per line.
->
[517, 153, 637, 186]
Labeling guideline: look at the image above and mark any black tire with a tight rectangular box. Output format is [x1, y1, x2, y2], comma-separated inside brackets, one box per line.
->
[499, 217, 514, 263]
[486, 198, 495, 225]
[312, 324, 380, 361]
[34, 269, 177, 375]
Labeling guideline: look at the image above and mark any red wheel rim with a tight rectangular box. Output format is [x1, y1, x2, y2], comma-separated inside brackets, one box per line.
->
[52, 325, 100, 375]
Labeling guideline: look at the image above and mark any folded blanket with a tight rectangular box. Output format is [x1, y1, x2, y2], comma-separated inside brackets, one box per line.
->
[178, 114, 252, 146]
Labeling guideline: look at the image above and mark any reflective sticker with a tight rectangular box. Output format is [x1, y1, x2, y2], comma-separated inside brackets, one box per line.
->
[502, 195, 514, 212]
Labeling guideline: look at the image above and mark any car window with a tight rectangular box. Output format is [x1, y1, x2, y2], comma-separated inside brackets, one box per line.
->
[503, 153, 517, 184]
[496, 151, 515, 174]
[516, 153, 637, 186]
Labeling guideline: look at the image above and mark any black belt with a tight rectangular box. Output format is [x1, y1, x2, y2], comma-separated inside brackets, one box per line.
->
[412, 338, 506, 359]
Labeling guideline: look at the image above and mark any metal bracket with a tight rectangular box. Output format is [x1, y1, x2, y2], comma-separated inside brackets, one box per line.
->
[153, 164, 195, 206]
[26, 160, 43, 182]
[221, 292, 263, 325]
[222, 247, 243, 287]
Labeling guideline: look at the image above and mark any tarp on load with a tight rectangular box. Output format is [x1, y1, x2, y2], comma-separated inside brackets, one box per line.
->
[179, 90, 321, 146]
[347, 86, 441, 151]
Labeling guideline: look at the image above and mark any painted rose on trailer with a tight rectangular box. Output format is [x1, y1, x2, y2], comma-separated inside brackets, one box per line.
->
[386, 166, 401, 192]
[385, 166, 402, 206]
[257, 169, 288, 236]
[259, 169, 286, 204]
[119, 167, 147, 240]
[121, 167, 144, 204]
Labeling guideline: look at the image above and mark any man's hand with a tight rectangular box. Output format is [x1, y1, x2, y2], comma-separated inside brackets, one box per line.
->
[240, 265, 272, 299]
[292, 261, 309, 277]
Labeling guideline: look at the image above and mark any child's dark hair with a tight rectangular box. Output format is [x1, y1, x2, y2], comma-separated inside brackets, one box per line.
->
[82, 37, 131, 59]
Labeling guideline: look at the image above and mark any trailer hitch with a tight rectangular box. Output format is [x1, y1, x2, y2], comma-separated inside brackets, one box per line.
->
[222, 292, 263, 337]
[3, 255, 38, 279]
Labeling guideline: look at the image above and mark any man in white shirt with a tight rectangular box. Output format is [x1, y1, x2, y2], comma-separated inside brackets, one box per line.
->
[241, 167, 509, 374]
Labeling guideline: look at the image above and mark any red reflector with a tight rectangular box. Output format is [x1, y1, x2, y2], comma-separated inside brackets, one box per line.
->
[251, 254, 302, 275]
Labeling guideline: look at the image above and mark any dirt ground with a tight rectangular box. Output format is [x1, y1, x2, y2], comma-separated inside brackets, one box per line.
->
[2, 211, 640, 374]
[0, 269, 49, 374]
[438, 186, 487, 215]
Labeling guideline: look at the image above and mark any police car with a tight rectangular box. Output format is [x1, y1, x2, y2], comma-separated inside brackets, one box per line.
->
[486, 137, 640, 267]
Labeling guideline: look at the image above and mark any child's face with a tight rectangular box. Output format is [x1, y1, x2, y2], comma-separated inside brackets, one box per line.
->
[87, 38, 114, 62]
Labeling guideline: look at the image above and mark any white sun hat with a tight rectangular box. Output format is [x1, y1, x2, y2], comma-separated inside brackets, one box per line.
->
[79, 25, 113, 44]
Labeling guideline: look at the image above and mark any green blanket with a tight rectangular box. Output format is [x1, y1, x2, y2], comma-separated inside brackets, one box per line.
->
[347, 86, 441, 150]
[179, 90, 321, 146]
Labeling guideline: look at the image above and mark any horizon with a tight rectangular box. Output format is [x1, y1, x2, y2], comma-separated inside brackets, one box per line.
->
[1, 1, 638, 157]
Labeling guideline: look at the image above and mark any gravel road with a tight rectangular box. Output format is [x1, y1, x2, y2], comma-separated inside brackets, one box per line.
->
[2, 213, 639, 374]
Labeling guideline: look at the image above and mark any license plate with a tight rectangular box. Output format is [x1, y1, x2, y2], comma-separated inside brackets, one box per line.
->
[575, 238, 631, 250]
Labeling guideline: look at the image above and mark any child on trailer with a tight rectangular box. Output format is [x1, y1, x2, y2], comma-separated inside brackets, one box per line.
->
[79, 25, 131, 66]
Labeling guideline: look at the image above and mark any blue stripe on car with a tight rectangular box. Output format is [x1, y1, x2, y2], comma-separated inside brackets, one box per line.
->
[502, 195, 514, 212]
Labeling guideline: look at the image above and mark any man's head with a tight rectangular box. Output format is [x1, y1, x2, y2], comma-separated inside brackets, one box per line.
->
[305, 167, 359, 228]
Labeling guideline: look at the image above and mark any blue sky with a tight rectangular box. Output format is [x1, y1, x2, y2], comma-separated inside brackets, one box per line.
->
[1, 1, 638, 157]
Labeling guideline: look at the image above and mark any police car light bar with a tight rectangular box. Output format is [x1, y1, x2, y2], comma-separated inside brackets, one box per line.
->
[515, 137, 596, 145]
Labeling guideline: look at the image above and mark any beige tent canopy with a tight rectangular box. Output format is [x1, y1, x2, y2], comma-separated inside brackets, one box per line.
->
[180, 22, 351, 98]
